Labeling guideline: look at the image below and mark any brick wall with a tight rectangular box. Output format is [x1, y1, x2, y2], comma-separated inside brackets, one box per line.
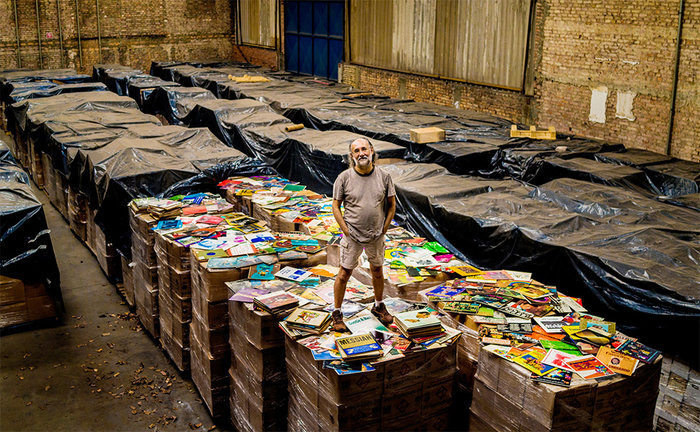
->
[340, 1, 699, 162]
[534, 0, 699, 162]
[341, 64, 533, 124]
[0, 0, 238, 74]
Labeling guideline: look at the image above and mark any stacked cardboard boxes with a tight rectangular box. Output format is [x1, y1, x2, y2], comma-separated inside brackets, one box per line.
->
[228, 299, 288, 431]
[189, 255, 241, 420]
[155, 234, 192, 372]
[285, 336, 457, 431]
[67, 189, 89, 242]
[469, 348, 661, 431]
[654, 357, 700, 432]
[129, 208, 159, 337]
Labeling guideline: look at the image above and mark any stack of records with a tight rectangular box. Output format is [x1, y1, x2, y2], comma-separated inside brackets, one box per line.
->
[394, 309, 443, 339]
[129, 197, 158, 214]
[335, 333, 383, 361]
[253, 291, 299, 316]
[283, 308, 331, 335]
[148, 199, 182, 219]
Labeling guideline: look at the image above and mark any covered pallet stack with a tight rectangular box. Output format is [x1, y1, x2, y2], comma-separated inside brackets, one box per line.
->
[86, 208, 121, 281]
[67, 189, 89, 242]
[129, 208, 159, 335]
[228, 297, 287, 432]
[285, 336, 457, 431]
[654, 357, 700, 432]
[190, 256, 239, 420]
[470, 347, 661, 431]
[156, 234, 192, 372]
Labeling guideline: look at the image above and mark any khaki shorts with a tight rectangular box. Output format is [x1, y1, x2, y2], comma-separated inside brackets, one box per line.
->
[339, 234, 385, 270]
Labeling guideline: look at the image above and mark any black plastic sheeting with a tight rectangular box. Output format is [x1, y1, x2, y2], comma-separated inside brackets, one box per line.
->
[0, 68, 91, 103]
[381, 162, 699, 366]
[523, 156, 657, 196]
[94, 61, 700, 365]
[184, 98, 292, 153]
[126, 77, 181, 108]
[154, 63, 700, 201]
[137, 89, 408, 195]
[142, 86, 217, 125]
[148, 60, 241, 82]
[596, 149, 700, 197]
[3, 82, 108, 104]
[6, 88, 277, 261]
[0, 157, 62, 314]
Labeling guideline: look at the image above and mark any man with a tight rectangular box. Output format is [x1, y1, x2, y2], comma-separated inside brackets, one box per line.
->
[331, 138, 396, 332]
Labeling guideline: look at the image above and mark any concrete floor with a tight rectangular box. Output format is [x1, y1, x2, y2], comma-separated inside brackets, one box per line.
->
[0, 133, 228, 431]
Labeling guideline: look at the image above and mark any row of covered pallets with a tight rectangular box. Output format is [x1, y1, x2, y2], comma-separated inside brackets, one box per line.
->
[94, 60, 699, 369]
[2, 64, 693, 431]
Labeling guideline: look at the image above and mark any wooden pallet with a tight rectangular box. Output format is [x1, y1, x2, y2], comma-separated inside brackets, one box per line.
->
[510, 125, 556, 140]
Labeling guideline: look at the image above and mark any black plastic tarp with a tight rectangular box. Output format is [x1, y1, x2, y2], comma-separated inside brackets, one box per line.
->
[658, 193, 700, 212]
[0, 161, 62, 314]
[183, 98, 292, 154]
[150, 60, 238, 82]
[126, 77, 181, 107]
[523, 156, 656, 195]
[6, 87, 275, 260]
[9, 91, 141, 134]
[91, 64, 137, 83]
[596, 149, 699, 197]
[0, 68, 91, 102]
[5, 82, 108, 104]
[142, 86, 217, 125]
[380, 162, 699, 365]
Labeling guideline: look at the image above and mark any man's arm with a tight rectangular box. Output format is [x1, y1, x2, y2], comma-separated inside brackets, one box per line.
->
[332, 199, 351, 237]
[382, 195, 396, 234]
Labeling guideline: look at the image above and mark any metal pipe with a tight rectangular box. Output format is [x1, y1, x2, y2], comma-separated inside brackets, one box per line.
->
[35, 0, 43, 68]
[13, 0, 21, 67]
[666, 0, 686, 156]
[57, 0, 65, 67]
[95, 0, 102, 63]
[75, 0, 83, 68]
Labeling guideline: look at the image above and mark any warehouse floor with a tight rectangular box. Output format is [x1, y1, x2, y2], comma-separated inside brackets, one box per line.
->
[0, 132, 228, 431]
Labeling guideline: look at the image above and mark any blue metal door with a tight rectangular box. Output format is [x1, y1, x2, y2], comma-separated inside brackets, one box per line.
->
[285, 0, 344, 80]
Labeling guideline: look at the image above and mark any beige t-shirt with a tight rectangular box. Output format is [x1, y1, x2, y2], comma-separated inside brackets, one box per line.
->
[333, 166, 395, 243]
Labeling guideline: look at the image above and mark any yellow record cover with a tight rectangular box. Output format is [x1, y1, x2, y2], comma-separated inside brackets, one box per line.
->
[596, 345, 638, 376]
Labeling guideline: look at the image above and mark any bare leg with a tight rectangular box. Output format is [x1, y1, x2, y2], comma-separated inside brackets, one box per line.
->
[334, 266, 352, 309]
[370, 264, 384, 302]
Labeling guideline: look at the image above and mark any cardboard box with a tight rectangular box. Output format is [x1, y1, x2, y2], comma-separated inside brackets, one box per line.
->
[120, 253, 135, 307]
[0, 276, 25, 305]
[191, 338, 229, 419]
[230, 337, 286, 383]
[191, 288, 228, 330]
[229, 301, 284, 350]
[409, 126, 445, 144]
[161, 326, 190, 373]
[26, 295, 57, 321]
[191, 312, 228, 358]
[0, 302, 28, 328]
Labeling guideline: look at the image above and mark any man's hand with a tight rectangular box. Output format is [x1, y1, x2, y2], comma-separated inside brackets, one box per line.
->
[332, 199, 351, 238]
[382, 195, 397, 235]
